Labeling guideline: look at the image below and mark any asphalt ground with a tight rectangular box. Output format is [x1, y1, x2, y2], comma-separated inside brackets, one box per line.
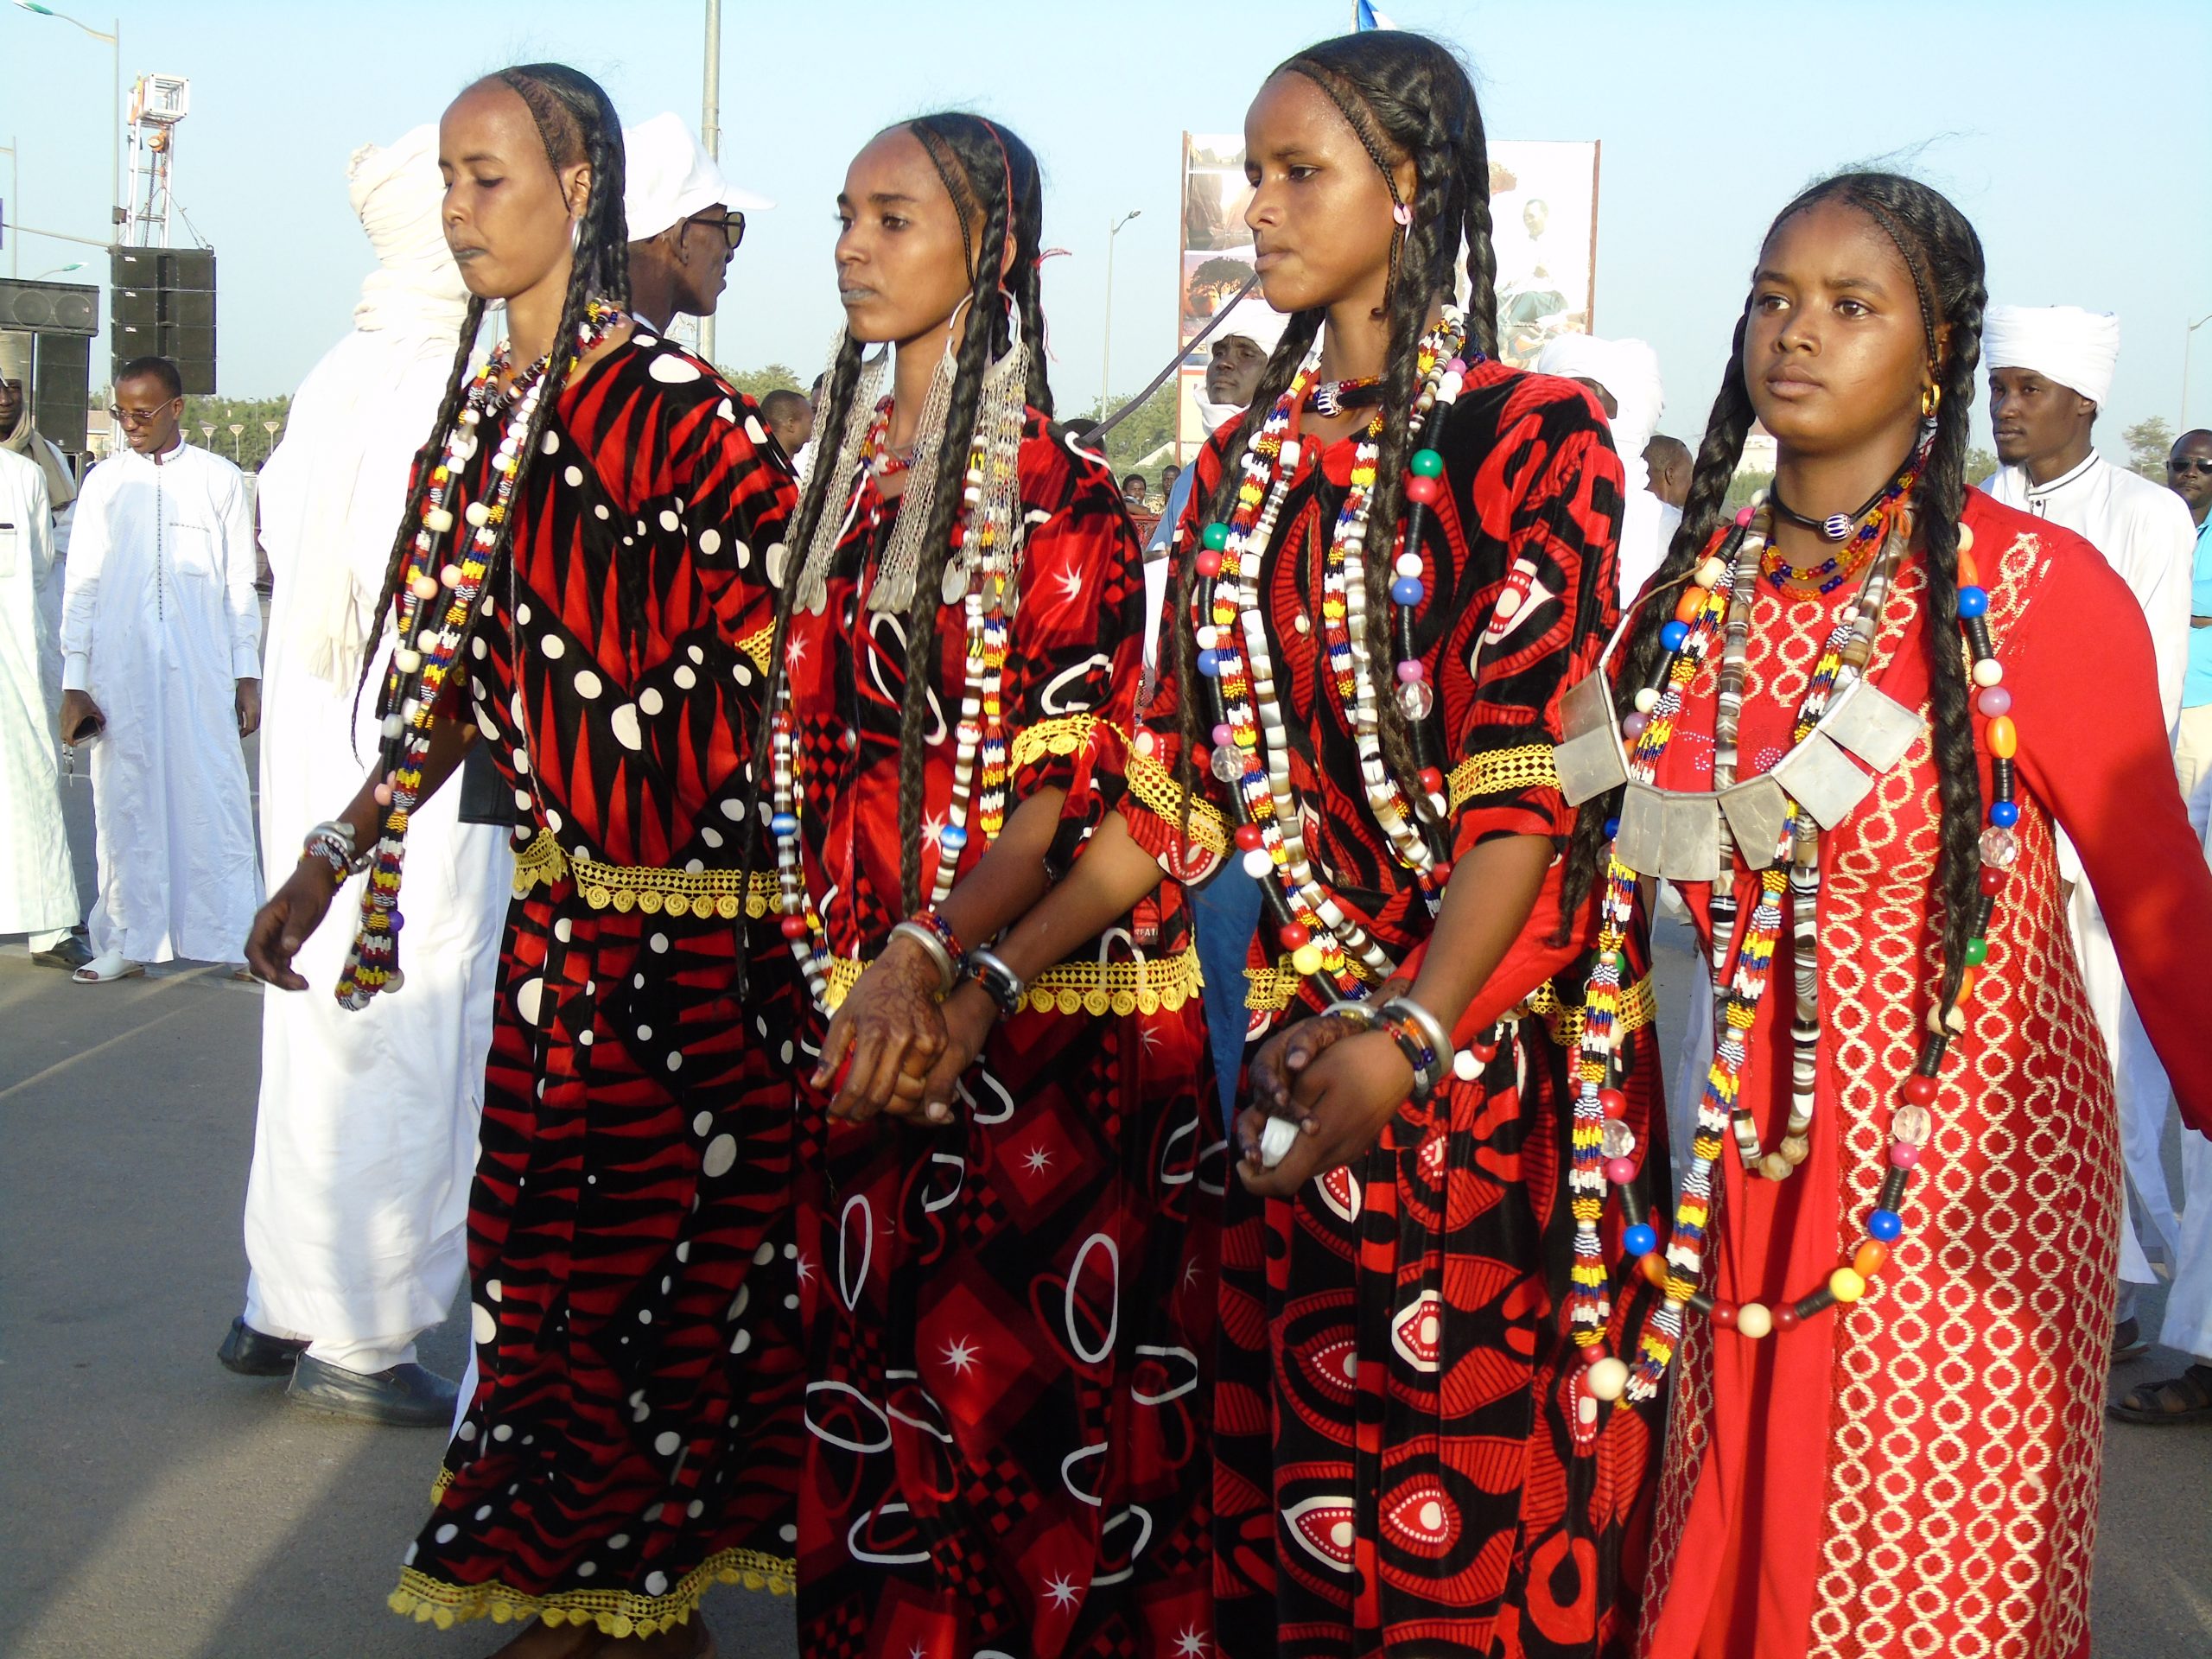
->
[0, 751, 2206, 1656]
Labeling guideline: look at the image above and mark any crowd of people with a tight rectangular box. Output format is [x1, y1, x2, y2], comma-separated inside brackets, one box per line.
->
[2, 22, 2209, 1659]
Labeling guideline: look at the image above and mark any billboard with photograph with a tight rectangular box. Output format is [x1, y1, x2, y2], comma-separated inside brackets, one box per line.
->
[1174, 133, 1600, 456]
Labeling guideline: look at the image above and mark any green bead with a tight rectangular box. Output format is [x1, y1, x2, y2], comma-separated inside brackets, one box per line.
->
[1610, 949, 1632, 977]
[1410, 448, 1445, 478]
[1201, 522, 1231, 551]
[1964, 937, 1988, 968]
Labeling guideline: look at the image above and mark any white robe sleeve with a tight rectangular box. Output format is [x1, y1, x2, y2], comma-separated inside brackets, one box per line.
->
[219, 465, 262, 679]
[2139, 493, 2196, 734]
[58, 470, 109, 694]
[23, 466, 55, 596]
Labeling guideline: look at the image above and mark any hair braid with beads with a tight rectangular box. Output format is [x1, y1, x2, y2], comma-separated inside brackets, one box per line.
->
[358, 62, 631, 712]
[1565, 169, 1988, 1003]
[740, 114, 1048, 918]
[1167, 30, 1498, 843]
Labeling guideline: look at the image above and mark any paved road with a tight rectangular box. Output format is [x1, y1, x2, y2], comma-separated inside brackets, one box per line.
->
[1, 794, 2207, 1654]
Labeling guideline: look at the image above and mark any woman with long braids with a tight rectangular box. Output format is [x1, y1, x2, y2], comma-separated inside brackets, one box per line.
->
[244, 65, 803, 1656]
[759, 114, 1217, 1654]
[1131, 31, 1667, 1657]
[1558, 173, 2212, 1656]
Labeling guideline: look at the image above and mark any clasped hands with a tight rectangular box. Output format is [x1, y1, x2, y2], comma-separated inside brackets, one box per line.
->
[1232, 999, 1419, 1199]
[810, 930, 996, 1125]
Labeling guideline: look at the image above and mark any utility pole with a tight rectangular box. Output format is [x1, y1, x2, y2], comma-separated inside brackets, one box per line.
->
[2, 137, 16, 276]
[697, 0, 721, 369]
[2185, 313, 2212, 429]
[1099, 208, 1141, 422]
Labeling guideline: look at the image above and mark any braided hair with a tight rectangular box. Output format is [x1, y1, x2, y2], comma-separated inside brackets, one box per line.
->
[1565, 169, 1988, 1005]
[743, 114, 1049, 916]
[1166, 30, 1499, 842]
[358, 63, 631, 711]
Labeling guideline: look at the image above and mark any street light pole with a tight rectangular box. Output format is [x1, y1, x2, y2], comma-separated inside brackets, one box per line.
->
[2184, 313, 2212, 430]
[12, 5, 120, 221]
[2, 137, 16, 276]
[1098, 208, 1141, 422]
[697, 0, 721, 368]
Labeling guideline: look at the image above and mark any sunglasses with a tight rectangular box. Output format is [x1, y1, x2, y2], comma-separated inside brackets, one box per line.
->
[2170, 457, 2212, 477]
[109, 399, 179, 426]
[685, 210, 746, 252]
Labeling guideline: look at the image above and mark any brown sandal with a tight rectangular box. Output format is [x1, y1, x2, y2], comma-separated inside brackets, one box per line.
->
[2110, 1363, 2212, 1425]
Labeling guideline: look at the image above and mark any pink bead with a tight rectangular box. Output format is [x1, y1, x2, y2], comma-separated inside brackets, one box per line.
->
[1976, 686, 2012, 717]
[1736, 506, 1755, 527]
[1212, 723, 1234, 747]
[372, 782, 393, 806]
[1404, 474, 1440, 505]
[1604, 1156, 1637, 1185]
[1888, 1141, 1920, 1169]
[1622, 712, 1649, 740]
[1446, 358, 1468, 376]
[1396, 660, 1425, 683]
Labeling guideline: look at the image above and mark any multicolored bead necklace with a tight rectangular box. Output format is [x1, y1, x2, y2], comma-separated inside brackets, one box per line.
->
[335, 301, 624, 1010]
[1567, 501, 2014, 1408]
[1185, 311, 1471, 997]
[1759, 462, 1916, 595]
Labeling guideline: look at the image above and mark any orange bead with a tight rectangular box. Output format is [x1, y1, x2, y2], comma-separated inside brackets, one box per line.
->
[1639, 1251, 1670, 1287]
[1955, 968, 1977, 1003]
[1985, 715, 2018, 759]
[1674, 587, 1708, 625]
[1956, 550, 1980, 589]
[1853, 1240, 1891, 1278]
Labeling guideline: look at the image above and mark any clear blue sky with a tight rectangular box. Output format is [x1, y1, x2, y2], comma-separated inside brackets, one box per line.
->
[5, 0, 2208, 455]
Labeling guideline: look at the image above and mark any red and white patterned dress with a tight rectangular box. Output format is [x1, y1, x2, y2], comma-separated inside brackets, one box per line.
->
[389, 333, 805, 1637]
[1636, 489, 2212, 1658]
[784, 415, 1219, 1658]
[1132, 361, 1669, 1659]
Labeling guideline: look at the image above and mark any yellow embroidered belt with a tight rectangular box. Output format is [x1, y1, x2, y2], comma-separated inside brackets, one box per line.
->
[512, 835, 778, 919]
[823, 945, 1203, 1019]
[1243, 959, 1653, 1050]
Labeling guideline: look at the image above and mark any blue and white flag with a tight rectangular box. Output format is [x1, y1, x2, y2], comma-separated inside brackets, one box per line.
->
[1354, 1, 1397, 29]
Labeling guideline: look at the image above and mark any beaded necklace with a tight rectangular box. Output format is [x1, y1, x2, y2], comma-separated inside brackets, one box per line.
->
[1189, 313, 1471, 999]
[1567, 505, 2015, 1407]
[335, 301, 623, 1009]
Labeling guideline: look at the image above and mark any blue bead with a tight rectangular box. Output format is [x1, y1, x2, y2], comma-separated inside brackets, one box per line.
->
[939, 824, 969, 851]
[769, 813, 798, 836]
[1867, 1208, 1904, 1242]
[1955, 585, 1989, 618]
[1604, 817, 1621, 839]
[1660, 620, 1690, 652]
[1989, 799, 2019, 828]
[1623, 1224, 1658, 1258]
[1198, 649, 1221, 678]
[1390, 576, 1426, 606]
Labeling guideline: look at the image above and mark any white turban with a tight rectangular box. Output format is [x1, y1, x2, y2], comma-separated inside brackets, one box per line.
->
[347, 124, 467, 333]
[622, 112, 772, 243]
[1193, 295, 1291, 429]
[1982, 303, 2120, 407]
[1536, 334, 1666, 466]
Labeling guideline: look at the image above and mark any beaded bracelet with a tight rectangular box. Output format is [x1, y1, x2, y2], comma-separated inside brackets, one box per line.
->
[301, 820, 370, 887]
[1380, 995, 1457, 1085]
[1379, 1012, 1445, 1102]
[963, 946, 1027, 1020]
[887, 918, 961, 998]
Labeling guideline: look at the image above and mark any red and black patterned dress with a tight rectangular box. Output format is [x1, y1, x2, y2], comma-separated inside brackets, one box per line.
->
[1129, 361, 1667, 1658]
[387, 332, 805, 1637]
[784, 414, 1219, 1658]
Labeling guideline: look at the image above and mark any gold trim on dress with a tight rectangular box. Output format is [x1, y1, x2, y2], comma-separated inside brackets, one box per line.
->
[823, 945, 1203, 1018]
[389, 1548, 794, 1637]
[1123, 749, 1230, 855]
[1007, 713, 1103, 772]
[511, 836, 778, 920]
[1448, 743, 1563, 808]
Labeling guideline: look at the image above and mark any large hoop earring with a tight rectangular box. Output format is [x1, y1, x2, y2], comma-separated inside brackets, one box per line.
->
[1921, 382, 1941, 419]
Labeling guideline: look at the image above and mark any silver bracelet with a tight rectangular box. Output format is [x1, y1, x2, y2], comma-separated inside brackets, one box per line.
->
[302, 819, 372, 880]
[1322, 998, 1381, 1032]
[1380, 994, 1458, 1085]
[963, 946, 1027, 1020]
[887, 919, 960, 997]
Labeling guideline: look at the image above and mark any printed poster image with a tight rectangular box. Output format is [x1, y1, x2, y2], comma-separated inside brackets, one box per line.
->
[1488, 140, 1601, 368]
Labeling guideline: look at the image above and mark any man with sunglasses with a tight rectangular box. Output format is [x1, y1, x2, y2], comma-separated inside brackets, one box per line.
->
[57, 353, 260, 983]
[621, 111, 771, 340]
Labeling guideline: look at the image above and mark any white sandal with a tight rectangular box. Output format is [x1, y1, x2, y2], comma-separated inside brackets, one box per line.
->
[72, 951, 145, 984]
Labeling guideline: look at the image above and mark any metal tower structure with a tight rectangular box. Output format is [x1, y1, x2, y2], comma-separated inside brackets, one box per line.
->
[121, 73, 188, 248]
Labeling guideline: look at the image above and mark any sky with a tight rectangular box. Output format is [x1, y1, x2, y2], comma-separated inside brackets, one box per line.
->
[4, 0, 2209, 460]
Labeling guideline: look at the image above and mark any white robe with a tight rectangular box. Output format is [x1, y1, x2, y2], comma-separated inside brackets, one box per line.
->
[1985, 453, 2199, 1287]
[59, 439, 260, 963]
[241, 321, 510, 1365]
[0, 447, 78, 936]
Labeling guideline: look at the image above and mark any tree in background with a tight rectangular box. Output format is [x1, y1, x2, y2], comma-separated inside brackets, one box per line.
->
[1091, 381, 1179, 482]
[722, 362, 805, 404]
[2125, 416, 2176, 480]
[176, 393, 291, 470]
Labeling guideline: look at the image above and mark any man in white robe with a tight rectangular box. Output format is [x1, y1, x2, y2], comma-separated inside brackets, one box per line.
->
[0, 446, 80, 959]
[1980, 303, 2199, 1354]
[222, 126, 511, 1427]
[59, 355, 260, 980]
[1535, 333, 1679, 605]
[1, 333, 78, 722]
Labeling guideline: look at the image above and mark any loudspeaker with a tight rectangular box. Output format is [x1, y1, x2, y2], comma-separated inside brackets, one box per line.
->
[33, 333, 90, 455]
[108, 244, 218, 395]
[111, 287, 161, 328]
[0, 278, 100, 335]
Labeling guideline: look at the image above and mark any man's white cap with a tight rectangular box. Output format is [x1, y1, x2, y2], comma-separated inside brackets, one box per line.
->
[1982, 303, 2120, 407]
[622, 112, 772, 242]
